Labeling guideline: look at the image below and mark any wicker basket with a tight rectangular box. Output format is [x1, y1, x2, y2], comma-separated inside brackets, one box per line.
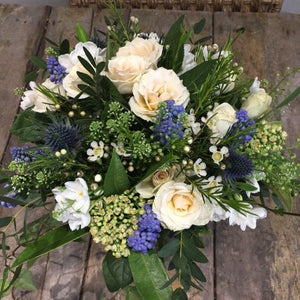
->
[69, 0, 283, 12]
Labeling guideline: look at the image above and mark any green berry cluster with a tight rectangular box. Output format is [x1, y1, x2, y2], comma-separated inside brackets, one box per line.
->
[89, 192, 145, 258]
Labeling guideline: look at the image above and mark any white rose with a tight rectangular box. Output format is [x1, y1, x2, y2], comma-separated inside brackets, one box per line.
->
[20, 79, 65, 113]
[116, 37, 163, 68]
[62, 62, 90, 99]
[105, 55, 149, 94]
[206, 103, 237, 138]
[242, 92, 272, 119]
[153, 181, 213, 231]
[129, 67, 190, 121]
[136, 166, 185, 199]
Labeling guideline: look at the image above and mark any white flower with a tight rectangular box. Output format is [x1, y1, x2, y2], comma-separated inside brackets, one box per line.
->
[20, 79, 65, 113]
[52, 178, 91, 230]
[226, 204, 267, 231]
[135, 166, 185, 199]
[111, 142, 131, 157]
[116, 37, 163, 68]
[242, 78, 272, 119]
[211, 50, 230, 60]
[193, 158, 207, 177]
[153, 181, 213, 231]
[129, 67, 190, 121]
[204, 103, 237, 140]
[209, 145, 228, 165]
[178, 44, 197, 75]
[187, 109, 201, 135]
[87, 141, 105, 161]
[202, 176, 223, 195]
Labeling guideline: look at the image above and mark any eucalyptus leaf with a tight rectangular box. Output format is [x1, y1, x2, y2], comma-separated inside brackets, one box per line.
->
[30, 56, 47, 70]
[103, 252, 133, 292]
[59, 39, 70, 55]
[12, 226, 89, 268]
[129, 251, 172, 300]
[78, 56, 96, 76]
[172, 288, 188, 300]
[76, 71, 95, 86]
[103, 150, 130, 196]
[158, 239, 179, 258]
[189, 261, 206, 282]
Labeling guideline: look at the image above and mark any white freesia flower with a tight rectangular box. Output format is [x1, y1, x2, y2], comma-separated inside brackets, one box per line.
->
[20, 79, 65, 113]
[242, 77, 272, 119]
[87, 141, 105, 162]
[136, 166, 185, 199]
[129, 67, 190, 121]
[153, 181, 213, 231]
[226, 204, 267, 231]
[178, 44, 197, 75]
[52, 178, 91, 230]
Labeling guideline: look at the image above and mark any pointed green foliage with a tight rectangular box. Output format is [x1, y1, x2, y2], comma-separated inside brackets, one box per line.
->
[103, 150, 130, 196]
[12, 226, 89, 268]
[25, 70, 38, 83]
[125, 287, 143, 300]
[193, 18, 205, 35]
[59, 39, 70, 55]
[172, 288, 188, 300]
[189, 261, 206, 282]
[0, 217, 12, 229]
[76, 23, 89, 42]
[129, 251, 172, 300]
[103, 252, 133, 292]
[158, 238, 179, 258]
[76, 71, 95, 86]
[30, 56, 47, 70]
[83, 46, 97, 67]
[78, 57, 95, 76]
[13, 269, 36, 292]
[182, 232, 208, 263]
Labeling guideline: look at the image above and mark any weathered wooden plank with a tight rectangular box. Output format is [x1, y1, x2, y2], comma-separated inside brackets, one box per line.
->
[214, 12, 300, 300]
[0, 4, 51, 162]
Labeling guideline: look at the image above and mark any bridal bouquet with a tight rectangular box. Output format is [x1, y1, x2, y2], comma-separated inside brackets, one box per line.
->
[1, 5, 299, 299]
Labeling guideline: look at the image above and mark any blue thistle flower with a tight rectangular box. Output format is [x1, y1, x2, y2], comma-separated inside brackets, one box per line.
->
[44, 123, 80, 152]
[229, 109, 255, 145]
[46, 57, 66, 84]
[90, 37, 106, 49]
[10, 146, 32, 163]
[153, 100, 185, 147]
[224, 150, 254, 181]
[127, 204, 161, 254]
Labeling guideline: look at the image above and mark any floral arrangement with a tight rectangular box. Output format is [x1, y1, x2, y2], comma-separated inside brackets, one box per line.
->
[1, 5, 299, 299]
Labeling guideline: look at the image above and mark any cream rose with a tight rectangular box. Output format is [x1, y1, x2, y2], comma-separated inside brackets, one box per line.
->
[116, 37, 163, 67]
[242, 92, 272, 119]
[206, 103, 237, 138]
[105, 55, 149, 94]
[152, 181, 213, 231]
[20, 79, 65, 113]
[129, 67, 190, 121]
[62, 62, 90, 99]
[135, 166, 185, 199]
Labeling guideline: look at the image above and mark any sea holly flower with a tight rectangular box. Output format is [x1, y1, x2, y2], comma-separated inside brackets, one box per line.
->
[87, 141, 105, 162]
[193, 158, 207, 177]
[209, 145, 229, 165]
[52, 178, 91, 230]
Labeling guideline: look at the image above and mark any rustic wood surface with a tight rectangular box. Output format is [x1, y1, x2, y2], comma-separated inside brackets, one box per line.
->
[0, 5, 299, 300]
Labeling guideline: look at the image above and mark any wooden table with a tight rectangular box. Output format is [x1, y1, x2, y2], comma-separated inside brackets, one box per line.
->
[0, 5, 299, 300]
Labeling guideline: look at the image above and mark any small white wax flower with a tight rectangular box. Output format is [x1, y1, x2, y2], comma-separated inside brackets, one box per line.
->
[111, 142, 131, 157]
[209, 146, 228, 165]
[193, 158, 207, 177]
[187, 109, 201, 135]
[202, 176, 223, 195]
[87, 141, 105, 162]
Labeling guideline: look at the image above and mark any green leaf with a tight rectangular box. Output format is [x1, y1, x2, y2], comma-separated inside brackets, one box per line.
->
[76, 23, 89, 42]
[189, 261, 206, 282]
[78, 56, 96, 76]
[77, 71, 95, 86]
[193, 18, 205, 34]
[59, 39, 70, 55]
[180, 60, 216, 91]
[25, 70, 38, 83]
[272, 86, 300, 112]
[128, 251, 172, 300]
[235, 182, 259, 192]
[0, 217, 12, 229]
[30, 56, 47, 70]
[82, 46, 97, 68]
[126, 286, 143, 300]
[12, 226, 89, 268]
[103, 150, 130, 196]
[158, 239, 179, 258]
[195, 35, 213, 45]
[172, 288, 188, 300]
[13, 269, 36, 291]
[103, 252, 133, 292]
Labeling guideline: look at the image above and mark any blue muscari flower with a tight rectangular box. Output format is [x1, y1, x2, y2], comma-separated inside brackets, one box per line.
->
[0, 184, 17, 208]
[46, 57, 66, 84]
[127, 204, 161, 255]
[44, 123, 80, 152]
[153, 100, 185, 147]
[224, 150, 254, 182]
[229, 109, 255, 145]
[10, 146, 32, 163]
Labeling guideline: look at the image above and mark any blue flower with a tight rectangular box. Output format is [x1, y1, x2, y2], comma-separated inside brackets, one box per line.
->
[127, 204, 161, 254]
[0, 185, 17, 208]
[47, 57, 67, 84]
[10, 146, 31, 163]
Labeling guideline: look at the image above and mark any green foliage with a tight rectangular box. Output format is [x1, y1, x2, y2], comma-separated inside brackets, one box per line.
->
[76, 23, 89, 42]
[103, 251, 133, 292]
[13, 269, 36, 292]
[0, 217, 12, 229]
[172, 288, 188, 300]
[128, 251, 172, 300]
[125, 286, 143, 300]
